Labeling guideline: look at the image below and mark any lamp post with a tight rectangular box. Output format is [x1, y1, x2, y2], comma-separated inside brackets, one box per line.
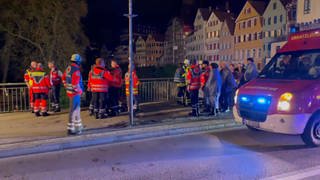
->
[124, 0, 137, 126]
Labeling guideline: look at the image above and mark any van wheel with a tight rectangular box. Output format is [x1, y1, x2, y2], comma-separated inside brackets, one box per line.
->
[246, 125, 260, 131]
[301, 114, 320, 147]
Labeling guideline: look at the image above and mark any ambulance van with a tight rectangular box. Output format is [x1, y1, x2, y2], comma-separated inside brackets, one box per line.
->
[233, 29, 320, 146]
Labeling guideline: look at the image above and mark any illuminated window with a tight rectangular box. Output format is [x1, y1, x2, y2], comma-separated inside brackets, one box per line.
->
[273, 2, 277, 10]
[304, 0, 311, 14]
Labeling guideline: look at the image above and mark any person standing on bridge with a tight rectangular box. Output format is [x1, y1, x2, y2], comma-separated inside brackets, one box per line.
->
[24, 61, 37, 113]
[48, 61, 63, 112]
[62, 54, 84, 135]
[125, 64, 140, 116]
[30, 63, 51, 117]
[87, 58, 115, 119]
[186, 60, 201, 117]
[200, 60, 210, 113]
[109, 58, 123, 117]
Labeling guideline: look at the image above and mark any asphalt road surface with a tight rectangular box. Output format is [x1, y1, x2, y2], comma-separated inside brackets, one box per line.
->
[1, 128, 320, 180]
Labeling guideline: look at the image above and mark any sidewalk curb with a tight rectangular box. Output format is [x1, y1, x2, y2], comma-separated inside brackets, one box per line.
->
[0, 120, 243, 159]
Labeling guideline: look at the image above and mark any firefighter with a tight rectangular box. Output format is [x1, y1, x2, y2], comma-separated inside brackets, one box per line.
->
[125, 64, 140, 115]
[87, 58, 115, 119]
[174, 63, 186, 105]
[186, 59, 201, 117]
[109, 59, 123, 116]
[182, 59, 191, 106]
[24, 61, 37, 112]
[30, 63, 51, 117]
[48, 61, 62, 112]
[200, 60, 210, 113]
[62, 54, 84, 135]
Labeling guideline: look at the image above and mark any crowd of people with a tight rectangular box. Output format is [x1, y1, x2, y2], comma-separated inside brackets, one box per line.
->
[174, 58, 259, 117]
[24, 54, 139, 135]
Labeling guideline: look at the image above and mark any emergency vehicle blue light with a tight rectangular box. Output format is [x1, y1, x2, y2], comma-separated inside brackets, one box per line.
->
[241, 97, 249, 102]
[257, 97, 267, 104]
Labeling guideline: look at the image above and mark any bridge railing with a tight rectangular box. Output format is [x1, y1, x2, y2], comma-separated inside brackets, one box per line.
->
[0, 78, 177, 113]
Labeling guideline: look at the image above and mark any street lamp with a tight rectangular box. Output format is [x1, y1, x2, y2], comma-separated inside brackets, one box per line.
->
[124, 0, 137, 126]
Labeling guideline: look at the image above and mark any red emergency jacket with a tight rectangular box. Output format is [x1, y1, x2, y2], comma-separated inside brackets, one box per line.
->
[62, 63, 83, 97]
[200, 66, 210, 88]
[50, 67, 62, 86]
[110, 65, 123, 88]
[30, 69, 51, 94]
[186, 65, 201, 91]
[87, 65, 114, 93]
[125, 71, 139, 96]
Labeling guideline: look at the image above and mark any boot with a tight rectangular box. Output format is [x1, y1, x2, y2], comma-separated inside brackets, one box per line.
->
[89, 109, 94, 116]
[35, 112, 41, 117]
[208, 108, 216, 116]
[41, 112, 49, 117]
[54, 107, 61, 113]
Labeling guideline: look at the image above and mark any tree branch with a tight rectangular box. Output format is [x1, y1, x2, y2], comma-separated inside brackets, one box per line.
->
[0, 24, 44, 57]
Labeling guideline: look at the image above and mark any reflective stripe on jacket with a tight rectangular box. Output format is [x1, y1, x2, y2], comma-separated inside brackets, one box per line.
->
[186, 65, 201, 91]
[30, 71, 51, 94]
[125, 71, 139, 96]
[63, 63, 83, 97]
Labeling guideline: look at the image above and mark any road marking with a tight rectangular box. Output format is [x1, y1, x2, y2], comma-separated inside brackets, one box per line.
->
[263, 165, 320, 180]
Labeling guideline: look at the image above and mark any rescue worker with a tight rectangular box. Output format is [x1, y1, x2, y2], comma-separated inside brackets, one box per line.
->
[186, 59, 201, 117]
[24, 61, 37, 112]
[200, 60, 210, 113]
[48, 61, 62, 112]
[109, 59, 123, 116]
[87, 58, 115, 119]
[30, 63, 51, 117]
[62, 54, 84, 135]
[125, 64, 140, 115]
[182, 59, 191, 106]
[174, 63, 186, 105]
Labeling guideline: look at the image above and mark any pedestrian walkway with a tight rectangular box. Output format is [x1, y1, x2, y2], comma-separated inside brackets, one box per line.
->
[0, 102, 238, 158]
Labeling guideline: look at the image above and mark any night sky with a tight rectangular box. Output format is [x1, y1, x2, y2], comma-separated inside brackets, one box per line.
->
[85, 0, 248, 49]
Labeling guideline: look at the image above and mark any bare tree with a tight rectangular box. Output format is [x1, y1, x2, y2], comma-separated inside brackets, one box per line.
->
[0, 0, 89, 82]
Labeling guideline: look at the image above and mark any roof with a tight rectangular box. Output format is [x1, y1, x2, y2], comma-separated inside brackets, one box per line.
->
[199, 8, 211, 21]
[148, 34, 164, 42]
[280, 0, 294, 7]
[212, 9, 228, 22]
[224, 14, 236, 35]
[248, 0, 268, 15]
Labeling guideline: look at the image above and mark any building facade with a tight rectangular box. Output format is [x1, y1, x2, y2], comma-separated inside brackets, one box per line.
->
[163, 17, 185, 65]
[135, 36, 147, 67]
[185, 8, 210, 61]
[218, 15, 235, 63]
[296, 0, 320, 30]
[234, 1, 267, 69]
[262, 0, 290, 63]
[145, 34, 164, 66]
[205, 10, 226, 62]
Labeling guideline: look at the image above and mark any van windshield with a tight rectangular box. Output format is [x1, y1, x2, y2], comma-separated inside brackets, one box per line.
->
[259, 50, 320, 80]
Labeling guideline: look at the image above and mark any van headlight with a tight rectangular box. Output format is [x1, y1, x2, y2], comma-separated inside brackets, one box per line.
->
[234, 89, 239, 104]
[277, 93, 293, 112]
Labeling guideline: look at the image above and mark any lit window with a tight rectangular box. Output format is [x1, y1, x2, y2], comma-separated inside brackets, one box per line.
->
[304, 0, 311, 14]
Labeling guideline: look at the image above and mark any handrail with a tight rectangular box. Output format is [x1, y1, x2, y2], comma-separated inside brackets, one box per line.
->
[0, 78, 177, 113]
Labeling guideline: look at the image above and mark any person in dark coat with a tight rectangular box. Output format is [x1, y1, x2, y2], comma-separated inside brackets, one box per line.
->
[219, 61, 237, 112]
[243, 58, 259, 84]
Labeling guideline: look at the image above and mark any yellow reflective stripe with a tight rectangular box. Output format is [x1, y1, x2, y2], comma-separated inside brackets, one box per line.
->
[30, 72, 45, 77]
